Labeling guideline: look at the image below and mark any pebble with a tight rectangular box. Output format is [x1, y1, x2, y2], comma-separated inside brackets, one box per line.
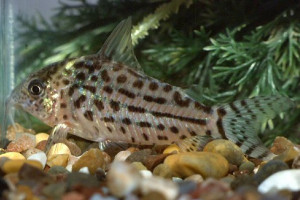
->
[79, 166, 90, 174]
[190, 178, 231, 199]
[258, 169, 300, 194]
[184, 174, 204, 184]
[231, 174, 257, 189]
[143, 154, 170, 171]
[47, 143, 71, 157]
[254, 160, 289, 184]
[48, 154, 70, 168]
[66, 172, 100, 189]
[239, 161, 255, 172]
[6, 123, 35, 141]
[131, 162, 147, 171]
[6, 133, 36, 152]
[203, 139, 245, 166]
[64, 140, 82, 156]
[164, 152, 229, 178]
[140, 176, 178, 200]
[271, 136, 295, 154]
[66, 155, 80, 172]
[0, 152, 25, 160]
[95, 168, 106, 181]
[27, 151, 47, 168]
[126, 149, 152, 164]
[23, 148, 42, 158]
[163, 144, 180, 154]
[113, 150, 132, 162]
[140, 170, 153, 178]
[47, 143, 71, 167]
[47, 166, 70, 176]
[72, 148, 106, 174]
[18, 163, 52, 182]
[62, 191, 85, 200]
[0, 177, 9, 197]
[42, 182, 66, 199]
[141, 191, 167, 200]
[35, 133, 49, 144]
[153, 163, 174, 179]
[36, 140, 47, 151]
[2, 160, 43, 173]
[107, 161, 141, 197]
[17, 185, 35, 200]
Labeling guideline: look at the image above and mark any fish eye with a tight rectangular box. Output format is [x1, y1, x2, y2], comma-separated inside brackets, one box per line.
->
[28, 79, 45, 96]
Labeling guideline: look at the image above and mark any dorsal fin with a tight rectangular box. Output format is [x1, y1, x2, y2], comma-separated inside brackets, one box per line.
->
[98, 17, 141, 70]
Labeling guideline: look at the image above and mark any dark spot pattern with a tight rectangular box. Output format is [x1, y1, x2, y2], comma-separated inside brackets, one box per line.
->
[128, 106, 146, 113]
[132, 80, 143, 89]
[173, 91, 190, 107]
[91, 75, 98, 82]
[84, 110, 93, 121]
[194, 102, 212, 114]
[127, 68, 143, 78]
[157, 135, 168, 140]
[62, 79, 70, 85]
[163, 84, 172, 92]
[110, 100, 120, 112]
[143, 96, 166, 104]
[180, 135, 187, 140]
[82, 85, 96, 94]
[113, 64, 123, 71]
[122, 118, 132, 125]
[206, 130, 212, 136]
[103, 86, 113, 94]
[157, 124, 165, 131]
[120, 127, 126, 134]
[131, 137, 135, 143]
[76, 72, 85, 81]
[118, 88, 136, 99]
[63, 115, 68, 120]
[103, 117, 115, 122]
[107, 126, 112, 132]
[68, 84, 79, 96]
[170, 126, 179, 134]
[74, 95, 86, 108]
[151, 111, 207, 125]
[142, 133, 149, 141]
[94, 99, 104, 111]
[117, 75, 127, 83]
[60, 103, 67, 108]
[149, 82, 158, 91]
[101, 70, 110, 82]
[189, 130, 197, 136]
[138, 122, 152, 128]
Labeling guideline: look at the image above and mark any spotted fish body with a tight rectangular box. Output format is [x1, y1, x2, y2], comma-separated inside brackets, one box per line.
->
[9, 18, 295, 160]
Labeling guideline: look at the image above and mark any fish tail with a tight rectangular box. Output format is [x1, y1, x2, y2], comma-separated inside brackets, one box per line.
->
[211, 96, 295, 160]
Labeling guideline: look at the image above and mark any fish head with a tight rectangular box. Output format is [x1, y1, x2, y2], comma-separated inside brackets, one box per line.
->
[8, 62, 66, 126]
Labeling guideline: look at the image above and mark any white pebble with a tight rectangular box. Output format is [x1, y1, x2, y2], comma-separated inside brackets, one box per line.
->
[139, 170, 152, 178]
[258, 169, 300, 194]
[113, 151, 132, 162]
[79, 166, 90, 174]
[107, 161, 141, 197]
[66, 164, 73, 172]
[27, 152, 47, 168]
[140, 176, 179, 200]
[90, 193, 117, 200]
[172, 177, 183, 183]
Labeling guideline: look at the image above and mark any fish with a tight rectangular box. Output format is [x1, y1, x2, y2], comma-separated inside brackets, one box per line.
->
[8, 18, 295, 160]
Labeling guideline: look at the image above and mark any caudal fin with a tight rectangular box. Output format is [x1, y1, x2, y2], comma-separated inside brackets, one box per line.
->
[212, 96, 295, 160]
